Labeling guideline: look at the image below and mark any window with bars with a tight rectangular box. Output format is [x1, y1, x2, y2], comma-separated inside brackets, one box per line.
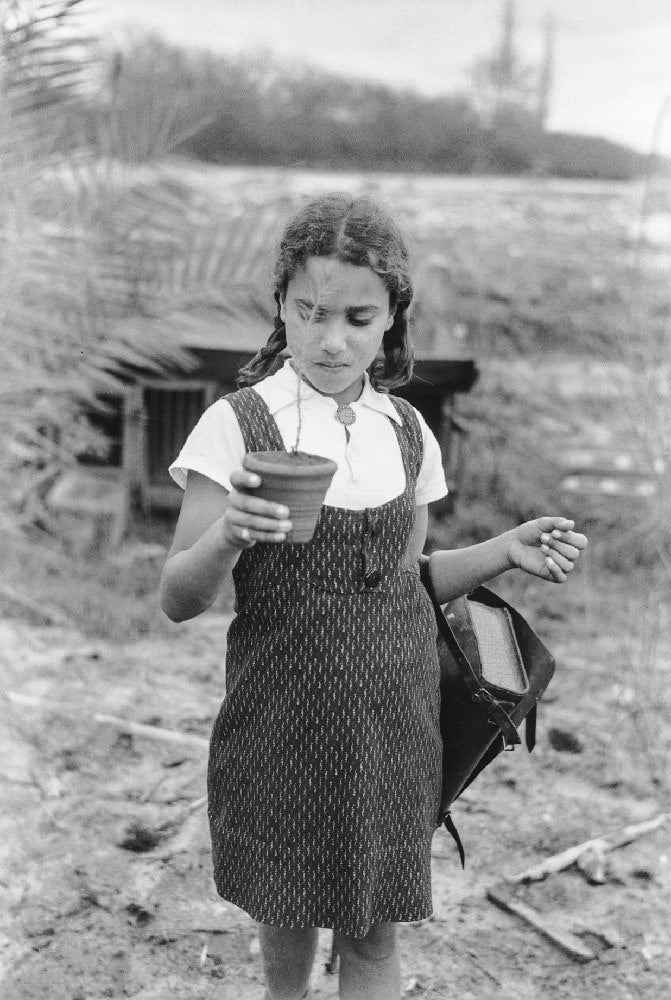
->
[142, 381, 217, 504]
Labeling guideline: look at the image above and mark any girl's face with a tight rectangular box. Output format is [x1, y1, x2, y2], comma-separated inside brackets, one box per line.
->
[280, 256, 396, 405]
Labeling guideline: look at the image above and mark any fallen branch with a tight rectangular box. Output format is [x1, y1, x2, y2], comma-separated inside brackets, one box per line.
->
[94, 713, 208, 750]
[0, 583, 72, 627]
[487, 883, 595, 963]
[506, 814, 669, 884]
[5, 691, 209, 750]
[485, 814, 669, 962]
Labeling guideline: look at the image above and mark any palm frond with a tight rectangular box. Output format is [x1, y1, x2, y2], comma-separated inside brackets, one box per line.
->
[0, 5, 279, 529]
[0, 0, 95, 109]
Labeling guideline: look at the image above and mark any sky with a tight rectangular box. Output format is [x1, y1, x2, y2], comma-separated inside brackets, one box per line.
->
[89, 0, 671, 154]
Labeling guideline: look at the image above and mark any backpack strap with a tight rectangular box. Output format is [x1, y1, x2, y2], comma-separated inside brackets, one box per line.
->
[442, 812, 466, 869]
[525, 705, 537, 752]
[419, 557, 521, 747]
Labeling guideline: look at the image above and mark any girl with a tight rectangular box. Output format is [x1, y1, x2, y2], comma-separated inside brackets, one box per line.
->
[159, 192, 587, 1000]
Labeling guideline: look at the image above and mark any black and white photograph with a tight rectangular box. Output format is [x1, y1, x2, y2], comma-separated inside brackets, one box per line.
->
[1, 2, 669, 998]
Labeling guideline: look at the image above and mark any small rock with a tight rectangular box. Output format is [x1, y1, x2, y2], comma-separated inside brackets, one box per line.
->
[642, 933, 666, 958]
[403, 976, 423, 995]
[118, 821, 162, 853]
[577, 845, 609, 884]
[61, 749, 80, 772]
[548, 727, 583, 753]
[125, 903, 154, 927]
[599, 927, 624, 949]
[630, 867, 654, 881]
[162, 755, 188, 768]
[35, 773, 63, 798]
[113, 733, 135, 755]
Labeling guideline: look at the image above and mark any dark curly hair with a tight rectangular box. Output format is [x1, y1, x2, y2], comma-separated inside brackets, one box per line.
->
[237, 192, 414, 391]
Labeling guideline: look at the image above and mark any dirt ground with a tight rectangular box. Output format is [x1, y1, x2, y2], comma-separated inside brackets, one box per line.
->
[1, 589, 669, 1000]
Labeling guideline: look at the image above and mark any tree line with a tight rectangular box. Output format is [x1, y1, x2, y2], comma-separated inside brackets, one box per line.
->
[72, 35, 645, 180]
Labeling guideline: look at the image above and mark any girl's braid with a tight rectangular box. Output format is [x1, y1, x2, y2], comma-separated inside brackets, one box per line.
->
[237, 293, 287, 387]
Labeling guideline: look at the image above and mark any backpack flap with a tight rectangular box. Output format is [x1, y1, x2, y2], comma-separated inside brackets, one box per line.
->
[466, 602, 528, 694]
[443, 595, 526, 746]
[468, 586, 555, 744]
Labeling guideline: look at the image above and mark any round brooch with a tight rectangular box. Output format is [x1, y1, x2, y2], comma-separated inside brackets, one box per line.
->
[335, 404, 356, 426]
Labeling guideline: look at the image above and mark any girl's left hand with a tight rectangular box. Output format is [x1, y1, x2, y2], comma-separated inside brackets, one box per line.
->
[507, 517, 588, 583]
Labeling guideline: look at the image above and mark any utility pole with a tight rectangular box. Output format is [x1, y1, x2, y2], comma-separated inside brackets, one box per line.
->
[497, 0, 516, 107]
[537, 9, 555, 129]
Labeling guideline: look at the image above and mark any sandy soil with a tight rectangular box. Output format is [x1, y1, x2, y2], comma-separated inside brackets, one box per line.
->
[1, 602, 669, 1000]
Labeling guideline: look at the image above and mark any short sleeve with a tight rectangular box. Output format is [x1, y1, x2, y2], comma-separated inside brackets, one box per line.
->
[414, 409, 448, 506]
[169, 398, 245, 492]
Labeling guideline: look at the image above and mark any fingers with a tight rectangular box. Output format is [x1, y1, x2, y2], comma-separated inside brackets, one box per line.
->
[539, 519, 587, 551]
[539, 533, 581, 575]
[230, 469, 262, 492]
[226, 496, 293, 545]
[562, 530, 588, 550]
[224, 474, 293, 546]
[537, 516, 575, 534]
[544, 554, 568, 583]
[541, 547, 574, 576]
[537, 520, 587, 582]
[540, 537, 581, 560]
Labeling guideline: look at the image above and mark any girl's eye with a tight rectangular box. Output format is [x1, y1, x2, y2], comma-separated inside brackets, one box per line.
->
[349, 317, 372, 327]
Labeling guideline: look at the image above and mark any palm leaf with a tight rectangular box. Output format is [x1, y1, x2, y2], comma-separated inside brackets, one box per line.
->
[0, 3, 278, 526]
[1, 0, 95, 114]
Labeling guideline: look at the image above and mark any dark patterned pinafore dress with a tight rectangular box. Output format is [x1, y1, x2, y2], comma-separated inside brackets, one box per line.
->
[207, 387, 442, 938]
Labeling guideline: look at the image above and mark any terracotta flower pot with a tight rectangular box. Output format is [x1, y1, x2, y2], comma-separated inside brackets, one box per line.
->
[242, 451, 338, 543]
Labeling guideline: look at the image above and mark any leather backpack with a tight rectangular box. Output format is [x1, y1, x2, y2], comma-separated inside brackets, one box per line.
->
[419, 555, 556, 864]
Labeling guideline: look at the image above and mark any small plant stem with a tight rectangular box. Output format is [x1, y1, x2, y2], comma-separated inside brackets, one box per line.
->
[293, 362, 303, 453]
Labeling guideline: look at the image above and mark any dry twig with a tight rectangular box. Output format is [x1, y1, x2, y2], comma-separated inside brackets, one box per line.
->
[487, 883, 595, 963]
[0, 583, 72, 626]
[5, 690, 209, 750]
[486, 814, 669, 962]
[506, 814, 669, 884]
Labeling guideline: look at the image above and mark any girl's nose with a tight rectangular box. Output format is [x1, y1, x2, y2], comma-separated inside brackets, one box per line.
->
[321, 319, 347, 355]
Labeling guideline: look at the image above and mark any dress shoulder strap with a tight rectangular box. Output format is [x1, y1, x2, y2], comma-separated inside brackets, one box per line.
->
[224, 387, 285, 453]
[386, 394, 423, 479]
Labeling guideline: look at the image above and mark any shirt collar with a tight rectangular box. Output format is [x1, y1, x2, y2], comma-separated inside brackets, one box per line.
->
[261, 358, 402, 425]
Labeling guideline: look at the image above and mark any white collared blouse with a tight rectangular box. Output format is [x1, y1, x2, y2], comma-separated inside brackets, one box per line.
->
[170, 360, 447, 511]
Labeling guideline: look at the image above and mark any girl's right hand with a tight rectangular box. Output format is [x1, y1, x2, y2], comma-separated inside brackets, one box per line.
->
[222, 470, 293, 547]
